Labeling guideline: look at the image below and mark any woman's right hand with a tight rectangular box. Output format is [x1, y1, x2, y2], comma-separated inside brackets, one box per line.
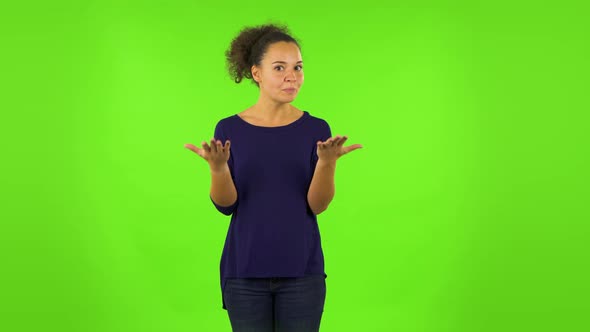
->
[185, 138, 231, 171]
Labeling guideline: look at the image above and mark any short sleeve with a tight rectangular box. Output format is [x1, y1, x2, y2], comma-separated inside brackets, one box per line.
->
[210, 120, 238, 216]
[311, 119, 332, 169]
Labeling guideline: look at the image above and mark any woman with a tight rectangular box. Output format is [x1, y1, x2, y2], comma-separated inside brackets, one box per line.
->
[185, 23, 362, 332]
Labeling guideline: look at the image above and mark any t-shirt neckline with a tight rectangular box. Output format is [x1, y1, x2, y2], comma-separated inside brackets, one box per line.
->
[234, 111, 309, 130]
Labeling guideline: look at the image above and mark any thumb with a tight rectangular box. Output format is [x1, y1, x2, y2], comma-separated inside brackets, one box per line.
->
[185, 144, 202, 155]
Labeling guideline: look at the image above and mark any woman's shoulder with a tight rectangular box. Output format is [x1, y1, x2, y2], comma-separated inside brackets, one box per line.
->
[304, 111, 329, 128]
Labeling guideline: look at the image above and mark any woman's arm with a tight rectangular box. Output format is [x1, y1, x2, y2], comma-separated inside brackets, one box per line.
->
[307, 159, 336, 215]
[210, 164, 238, 207]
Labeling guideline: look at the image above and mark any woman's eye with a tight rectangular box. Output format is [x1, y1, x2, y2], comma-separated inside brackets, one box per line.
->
[275, 65, 303, 71]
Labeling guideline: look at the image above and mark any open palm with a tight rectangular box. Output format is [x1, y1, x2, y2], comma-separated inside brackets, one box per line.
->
[317, 135, 362, 163]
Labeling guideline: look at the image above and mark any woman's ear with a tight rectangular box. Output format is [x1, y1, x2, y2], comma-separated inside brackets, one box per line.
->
[251, 65, 260, 83]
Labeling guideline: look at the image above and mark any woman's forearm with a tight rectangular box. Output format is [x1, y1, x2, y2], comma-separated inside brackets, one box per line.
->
[210, 164, 238, 207]
[307, 159, 336, 215]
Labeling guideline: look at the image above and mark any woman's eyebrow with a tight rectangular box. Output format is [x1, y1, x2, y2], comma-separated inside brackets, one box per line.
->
[272, 61, 304, 64]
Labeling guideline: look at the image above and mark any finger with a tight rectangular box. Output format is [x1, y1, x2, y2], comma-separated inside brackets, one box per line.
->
[344, 144, 363, 154]
[337, 136, 348, 146]
[185, 143, 204, 156]
[225, 140, 231, 151]
[185, 144, 199, 154]
[216, 140, 223, 152]
[194, 147, 204, 157]
[331, 135, 342, 146]
[184, 144, 195, 152]
[211, 138, 217, 153]
[202, 141, 211, 153]
[330, 137, 337, 146]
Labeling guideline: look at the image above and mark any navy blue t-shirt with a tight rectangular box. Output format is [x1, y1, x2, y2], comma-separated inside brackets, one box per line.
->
[210, 110, 331, 310]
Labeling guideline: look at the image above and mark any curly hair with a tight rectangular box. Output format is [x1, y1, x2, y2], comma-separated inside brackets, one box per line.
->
[225, 22, 301, 88]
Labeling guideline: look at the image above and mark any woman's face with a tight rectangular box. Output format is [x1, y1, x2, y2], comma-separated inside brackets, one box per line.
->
[251, 41, 304, 101]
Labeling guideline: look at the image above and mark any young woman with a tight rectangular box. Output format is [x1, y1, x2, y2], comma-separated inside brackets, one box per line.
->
[185, 23, 362, 332]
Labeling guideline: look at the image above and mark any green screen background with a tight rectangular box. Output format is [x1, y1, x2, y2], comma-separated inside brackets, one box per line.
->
[1, 1, 588, 331]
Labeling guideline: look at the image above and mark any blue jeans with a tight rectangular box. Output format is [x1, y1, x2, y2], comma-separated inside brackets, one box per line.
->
[224, 275, 326, 332]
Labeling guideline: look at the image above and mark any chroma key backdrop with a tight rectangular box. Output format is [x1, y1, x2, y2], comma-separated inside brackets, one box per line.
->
[1, 1, 588, 332]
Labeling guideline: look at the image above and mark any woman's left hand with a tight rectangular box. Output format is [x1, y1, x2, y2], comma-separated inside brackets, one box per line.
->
[317, 135, 363, 163]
